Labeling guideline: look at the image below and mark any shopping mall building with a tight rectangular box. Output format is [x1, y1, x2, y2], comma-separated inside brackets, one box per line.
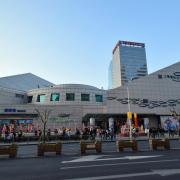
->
[0, 62, 180, 132]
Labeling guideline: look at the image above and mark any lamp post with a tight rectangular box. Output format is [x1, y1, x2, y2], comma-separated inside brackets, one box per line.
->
[126, 78, 134, 141]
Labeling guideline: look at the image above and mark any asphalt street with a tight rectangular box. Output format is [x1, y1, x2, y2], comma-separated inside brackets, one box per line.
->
[0, 149, 180, 180]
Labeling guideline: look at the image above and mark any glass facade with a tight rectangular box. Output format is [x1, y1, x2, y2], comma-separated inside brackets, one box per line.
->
[120, 46, 147, 83]
[37, 94, 46, 102]
[111, 41, 148, 88]
[50, 93, 60, 101]
[81, 94, 90, 101]
[95, 94, 103, 102]
[66, 93, 75, 101]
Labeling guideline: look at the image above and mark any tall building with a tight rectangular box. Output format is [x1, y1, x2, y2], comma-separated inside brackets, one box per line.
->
[110, 40, 148, 88]
[108, 60, 112, 89]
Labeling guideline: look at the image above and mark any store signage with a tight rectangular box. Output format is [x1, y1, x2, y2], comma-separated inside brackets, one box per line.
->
[112, 40, 145, 54]
[4, 108, 26, 113]
[174, 72, 180, 76]
[158, 72, 180, 82]
[120, 41, 145, 47]
[107, 97, 180, 109]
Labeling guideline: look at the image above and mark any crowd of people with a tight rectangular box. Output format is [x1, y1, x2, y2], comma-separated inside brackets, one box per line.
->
[0, 123, 180, 143]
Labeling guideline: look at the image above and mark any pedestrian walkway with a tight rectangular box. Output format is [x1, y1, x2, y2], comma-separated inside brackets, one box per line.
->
[0, 138, 180, 159]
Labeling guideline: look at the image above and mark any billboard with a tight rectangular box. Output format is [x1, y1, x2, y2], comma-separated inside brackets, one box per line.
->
[160, 116, 179, 130]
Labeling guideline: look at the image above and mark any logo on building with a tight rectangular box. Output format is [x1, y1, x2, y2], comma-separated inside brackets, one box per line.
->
[158, 72, 180, 82]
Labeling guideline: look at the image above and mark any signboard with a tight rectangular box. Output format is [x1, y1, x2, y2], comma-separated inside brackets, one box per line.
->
[158, 72, 180, 82]
[120, 41, 145, 47]
[4, 108, 26, 113]
[49, 116, 71, 123]
[112, 40, 145, 54]
[160, 116, 179, 130]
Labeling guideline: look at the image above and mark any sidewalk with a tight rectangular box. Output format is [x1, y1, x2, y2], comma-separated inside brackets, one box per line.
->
[0, 135, 180, 159]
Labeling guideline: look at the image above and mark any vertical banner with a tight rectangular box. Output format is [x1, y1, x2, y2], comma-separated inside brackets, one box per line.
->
[134, 113, 138, 128]
[127, 112, 132, 119]
[90, 118, 95, 128]
[108, 118, 114, 129]
[144, 118, 149, 129]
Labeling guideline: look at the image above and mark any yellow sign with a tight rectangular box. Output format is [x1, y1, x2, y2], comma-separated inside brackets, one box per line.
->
[127, 112, 132, 119]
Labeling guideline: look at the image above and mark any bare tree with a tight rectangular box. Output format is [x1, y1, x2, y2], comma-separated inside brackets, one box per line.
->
[35, 109, 52, 143]
[170, 107, 180, 121]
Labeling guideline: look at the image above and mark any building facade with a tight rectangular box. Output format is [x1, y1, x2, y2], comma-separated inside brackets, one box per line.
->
[111, 40, 148, 89]
[0, 62, 179, 132]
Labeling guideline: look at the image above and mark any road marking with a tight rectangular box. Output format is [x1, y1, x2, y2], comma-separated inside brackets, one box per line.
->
[65, 168, 180, 180]
[60, 159, 178, 170]
[62, 155, 105, 163]
[97, 155, 162, 161]
[62, 155, 162, 164]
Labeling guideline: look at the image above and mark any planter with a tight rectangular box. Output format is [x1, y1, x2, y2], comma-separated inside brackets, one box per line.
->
[37, 142, 62, 156]
[0, 144, 17, 158]
[80, 141, 102, 154]
[149, 139, 170, 150]
[116, 140, 138, 152]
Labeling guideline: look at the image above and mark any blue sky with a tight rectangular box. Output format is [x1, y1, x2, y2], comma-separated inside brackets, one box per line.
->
[0, 0, 180, 89]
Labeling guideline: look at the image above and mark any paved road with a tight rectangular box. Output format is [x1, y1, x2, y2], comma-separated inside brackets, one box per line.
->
[0, 150, 180, 180]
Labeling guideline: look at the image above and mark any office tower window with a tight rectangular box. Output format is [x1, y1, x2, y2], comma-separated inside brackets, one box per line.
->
[95, 95, 103, 102]
[50, 93, 60, 101]
[66, 93, 75, 101]
[37, 94, 46, 102]
[81, 94, 90, 101]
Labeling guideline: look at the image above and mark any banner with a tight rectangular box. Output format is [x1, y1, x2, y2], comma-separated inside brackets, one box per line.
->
[160, 116, 179, 130]
[127, 112, 132, 119]
[144, 118, 149, 129]
[134, 113, 138, 128]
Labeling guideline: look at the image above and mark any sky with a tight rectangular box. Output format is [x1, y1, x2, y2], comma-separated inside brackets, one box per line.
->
[0, 0, 180, 89]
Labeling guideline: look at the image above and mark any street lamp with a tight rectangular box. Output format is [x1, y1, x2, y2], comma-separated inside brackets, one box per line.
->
[126, 78, 134, 141]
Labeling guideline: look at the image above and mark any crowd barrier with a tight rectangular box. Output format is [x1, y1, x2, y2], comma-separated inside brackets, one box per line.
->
[0, 138, 179, 158]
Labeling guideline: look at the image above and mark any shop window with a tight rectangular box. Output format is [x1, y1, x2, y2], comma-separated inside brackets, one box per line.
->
[66, 93, 75, 101]
[37, 94, 46, 102]
[50, 93, 60, 101]
[28, 96, 33, 103]
[95, 94, 103, 102]
[81, 94, 90, 101]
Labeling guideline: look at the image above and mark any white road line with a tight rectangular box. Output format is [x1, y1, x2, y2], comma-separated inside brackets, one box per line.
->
[62, 155, 105, 163]
[64, 168, 180, 180]
[60, 159, 178, 170]
[96, 155, 162, 161]
[62, 155, 162, 164]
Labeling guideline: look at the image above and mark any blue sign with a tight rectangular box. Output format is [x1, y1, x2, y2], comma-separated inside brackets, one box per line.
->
[4, 108, 26, 113]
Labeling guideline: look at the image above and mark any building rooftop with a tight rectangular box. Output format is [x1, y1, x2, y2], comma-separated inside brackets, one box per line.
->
[0, 73, 54, 91]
